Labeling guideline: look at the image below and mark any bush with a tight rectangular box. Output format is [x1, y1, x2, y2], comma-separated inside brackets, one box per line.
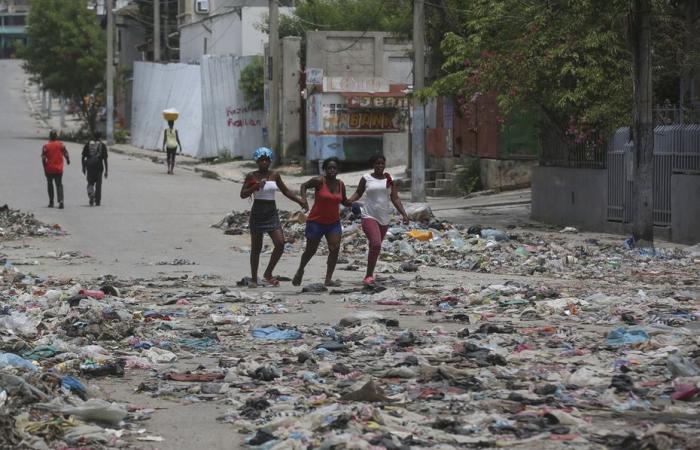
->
[114, 129, 129, 144]
[59, 128, 93, 143]
[455, 158, 482, 195]
[240, 56, 264, 110]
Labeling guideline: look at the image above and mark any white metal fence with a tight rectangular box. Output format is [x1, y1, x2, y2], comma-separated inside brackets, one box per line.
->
[200, 55, 265, 159]
[131, 57, 264, 159]
[131, 62, 203, 156]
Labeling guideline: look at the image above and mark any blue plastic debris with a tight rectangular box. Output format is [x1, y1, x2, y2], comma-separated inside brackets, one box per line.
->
[605, 327, 650, 346]
[252, 327, 301, 340]
[61, 376, 88, 400]
[0, 352, 37, 371]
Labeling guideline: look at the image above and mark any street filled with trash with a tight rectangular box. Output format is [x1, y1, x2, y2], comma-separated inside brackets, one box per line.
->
[1, 204, 699, 449]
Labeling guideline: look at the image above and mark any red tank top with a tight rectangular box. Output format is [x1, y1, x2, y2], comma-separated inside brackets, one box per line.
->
[308, 177, 344, 224]
[43, 141, 65, 174]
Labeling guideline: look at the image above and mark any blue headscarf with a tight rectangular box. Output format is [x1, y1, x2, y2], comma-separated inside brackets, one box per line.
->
[253, 147, 273, 161]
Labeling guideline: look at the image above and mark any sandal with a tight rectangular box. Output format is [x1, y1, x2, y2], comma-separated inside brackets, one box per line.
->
[263, 276, 280, 287]
[362, 276, 375, 286]
[292, 269, 304, 286]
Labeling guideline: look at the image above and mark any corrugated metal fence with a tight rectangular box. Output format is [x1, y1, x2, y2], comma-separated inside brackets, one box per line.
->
[607, 125, 700, 226]
[131, 57, 264, 159]
[200, 55, 264, 159]
[131, 62, 203, 156]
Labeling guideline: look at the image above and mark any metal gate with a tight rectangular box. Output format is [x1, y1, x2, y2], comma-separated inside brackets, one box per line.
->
[607, 125, 700, 226]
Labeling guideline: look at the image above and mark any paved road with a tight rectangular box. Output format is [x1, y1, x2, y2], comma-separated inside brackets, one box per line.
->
[0, 60, 308, 281]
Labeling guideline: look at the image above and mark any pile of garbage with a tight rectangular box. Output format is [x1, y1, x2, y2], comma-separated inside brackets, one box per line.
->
[2, 204, 698, 448]
[2, 249, 698, 448]
[213, 206, 698, 284]
[0, 204, 64, 241]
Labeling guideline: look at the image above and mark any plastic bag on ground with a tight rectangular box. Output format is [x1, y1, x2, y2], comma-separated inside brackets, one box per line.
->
[405, 204, 433, 222]
[406, 230, 433, 241]
[252, 327, 302, 340]
[480, 229, 508, 241]
[39, 398, 128, 425]
[0, 352, 37, 371]
[605, 328, 650, 346]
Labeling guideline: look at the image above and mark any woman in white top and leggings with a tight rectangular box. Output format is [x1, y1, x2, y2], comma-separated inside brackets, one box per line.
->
[348, 155, 409, 285]
[240, 147, 307, 288]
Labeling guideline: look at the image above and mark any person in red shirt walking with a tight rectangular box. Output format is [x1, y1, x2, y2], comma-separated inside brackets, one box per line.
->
[293, 157, 349, 287]
[41, 130, 70, 209]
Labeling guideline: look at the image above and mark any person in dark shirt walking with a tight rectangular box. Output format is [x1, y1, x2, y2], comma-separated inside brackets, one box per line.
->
[41, 129, 70, 209]
[81, 132, 109, 206]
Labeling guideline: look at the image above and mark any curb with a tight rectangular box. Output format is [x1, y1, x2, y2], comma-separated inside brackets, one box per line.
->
[432, 199, 531, 211]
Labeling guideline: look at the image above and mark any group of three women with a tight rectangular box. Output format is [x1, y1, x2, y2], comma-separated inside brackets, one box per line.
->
[240, 147, 409, 288]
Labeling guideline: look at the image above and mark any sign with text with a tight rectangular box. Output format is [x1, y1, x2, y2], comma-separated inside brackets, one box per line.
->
[346, 95, 409, 109]
[323, 77, 390, 93]
[306, 68, 324, 85]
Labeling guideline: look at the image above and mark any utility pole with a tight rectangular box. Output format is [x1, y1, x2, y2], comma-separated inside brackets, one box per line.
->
[629, 0, 653, 245]
[154, 0, 160, 62]
[411, 0, 426, 202]
[164, 0, 169, 61]
[60, 97, 66, 128]
[269, 0, 280, 157]
[46, 91, 52, 119]
[106, 0, 114, 144]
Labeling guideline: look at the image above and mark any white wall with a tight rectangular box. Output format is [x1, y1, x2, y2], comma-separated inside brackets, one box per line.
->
[180, 23, 211, 63]
[180, 5, 294, 62]
[240, 7, 267, 56]
[209, 12, 243, 56]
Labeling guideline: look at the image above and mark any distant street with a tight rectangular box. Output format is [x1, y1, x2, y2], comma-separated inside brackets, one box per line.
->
[0, 60, 304, 281]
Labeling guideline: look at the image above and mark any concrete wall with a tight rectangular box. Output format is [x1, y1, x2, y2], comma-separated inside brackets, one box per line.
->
[671, 173, 700, 244]
[480, 159, 536, 190]
[531, 166, 608, 231]
[306, 31, 412, 83]
[383, 132, 408, 166]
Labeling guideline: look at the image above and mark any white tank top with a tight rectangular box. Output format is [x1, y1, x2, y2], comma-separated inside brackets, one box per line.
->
[253, 180, 278, 201]
[360, 173, 392, 225]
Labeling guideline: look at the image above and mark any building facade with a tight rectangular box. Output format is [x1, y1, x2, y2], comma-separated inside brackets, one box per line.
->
[0, 0, 29, 58]
[178, 0, 292, 62]
[305, 31, 412, 169]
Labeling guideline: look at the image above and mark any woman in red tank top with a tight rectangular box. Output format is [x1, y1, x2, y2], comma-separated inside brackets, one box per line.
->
[293, 157, 350, 287]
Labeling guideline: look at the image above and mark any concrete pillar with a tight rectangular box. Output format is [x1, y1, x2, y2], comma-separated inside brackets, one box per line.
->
[280, 37, 302, 161]
[373, 35, 383, 77]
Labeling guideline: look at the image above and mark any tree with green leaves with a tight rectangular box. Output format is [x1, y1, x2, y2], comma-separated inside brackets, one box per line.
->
[240, 55, 264, 110]
[19, 0, 105, 132]
[423, 0, 698, 139]
[420, 0, 633, 141]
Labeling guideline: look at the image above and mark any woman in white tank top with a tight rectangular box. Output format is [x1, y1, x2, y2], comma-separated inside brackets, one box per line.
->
[240, 147, 307, 288]
[348, 155, 409, 286]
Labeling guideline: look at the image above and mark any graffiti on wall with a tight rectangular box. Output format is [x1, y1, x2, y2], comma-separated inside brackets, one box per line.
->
[226, 106, 262, 128]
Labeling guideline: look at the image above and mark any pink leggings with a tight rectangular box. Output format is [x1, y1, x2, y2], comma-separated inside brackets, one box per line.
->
[362, 218, 389, 268]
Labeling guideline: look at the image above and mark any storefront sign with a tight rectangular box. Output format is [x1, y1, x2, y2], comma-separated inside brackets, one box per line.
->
[346, 95, 409, 109]
[323, 77, 390, 93]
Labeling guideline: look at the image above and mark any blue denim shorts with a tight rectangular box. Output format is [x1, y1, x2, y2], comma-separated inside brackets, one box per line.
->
[305, 220, 342, 240]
